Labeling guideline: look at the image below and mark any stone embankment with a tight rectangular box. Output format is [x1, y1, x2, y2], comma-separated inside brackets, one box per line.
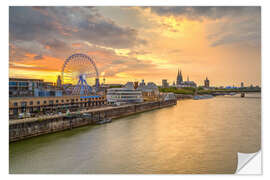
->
[9, 99, 177, 142]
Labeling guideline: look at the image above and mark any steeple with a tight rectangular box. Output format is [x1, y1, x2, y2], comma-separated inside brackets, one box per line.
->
[176, 68, 183, 85]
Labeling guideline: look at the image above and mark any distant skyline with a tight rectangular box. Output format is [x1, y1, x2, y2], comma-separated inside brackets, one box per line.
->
[9, 7, 261, 86]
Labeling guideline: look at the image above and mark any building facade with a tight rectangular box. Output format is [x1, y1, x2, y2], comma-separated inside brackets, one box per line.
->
[176, 69, 183, 85]
[137, 82, 159, 100]
[204, 77, 210, 88]
[162, 79, 169, 88]
[106, 82, 143, 104]
[57, 75, 62, 88]
[9, 95, 106, 118]
[9, 78, 45, 97]
[174, 69, 197, 88]
[9, 78, 60, 97]
[241, 82, 244, 88]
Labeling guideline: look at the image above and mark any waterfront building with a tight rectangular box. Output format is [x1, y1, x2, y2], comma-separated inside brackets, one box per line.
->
[204, 77, 210, 88]
[137, 82, 159, 100]
[106, 83, 143, 105]
[34, 89, 62, 97]
[162, 79, 169, 88]
[9, 77, 62, 98]
[164, 93, 177, 101]
[9, 95, 107, 118]
[9, 78, 45, 97]
[125, 82, 135, 89]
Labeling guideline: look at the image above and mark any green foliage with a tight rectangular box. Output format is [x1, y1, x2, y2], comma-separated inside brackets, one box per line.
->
[159, 86, 261, 95]
[197, 90, 212, 94]
[159, 87, 194, 95]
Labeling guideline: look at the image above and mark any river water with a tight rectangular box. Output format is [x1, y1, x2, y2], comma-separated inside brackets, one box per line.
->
[9, 93, 261, 174]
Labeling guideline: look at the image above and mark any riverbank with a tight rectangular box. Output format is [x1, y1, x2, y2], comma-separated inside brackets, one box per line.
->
[9, 99, 177, 142]
[9, 93, 261, 174]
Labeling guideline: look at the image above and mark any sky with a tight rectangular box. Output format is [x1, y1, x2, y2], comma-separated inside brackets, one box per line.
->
[9, 6, 261, 86]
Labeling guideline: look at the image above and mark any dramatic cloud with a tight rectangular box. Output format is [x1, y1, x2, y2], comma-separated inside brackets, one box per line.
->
[10, 7, 146, 51]
[144, 6, 261, 48]
[9, 6, 261, 86]
[147, 6, 260, 20]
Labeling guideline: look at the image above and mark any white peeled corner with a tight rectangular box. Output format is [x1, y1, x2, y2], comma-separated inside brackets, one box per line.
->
[236, 151, 262, 174]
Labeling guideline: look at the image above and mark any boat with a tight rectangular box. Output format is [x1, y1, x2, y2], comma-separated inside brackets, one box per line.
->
[96, 118, 112, 125]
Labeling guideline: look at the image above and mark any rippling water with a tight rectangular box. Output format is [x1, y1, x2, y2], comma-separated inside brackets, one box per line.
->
[9, 93, 261, 174]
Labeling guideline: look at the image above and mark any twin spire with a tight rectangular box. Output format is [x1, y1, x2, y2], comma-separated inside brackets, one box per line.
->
[176, 68, 183, 85]
[177, 68, 182, 77]
[177, 68, 192, 84]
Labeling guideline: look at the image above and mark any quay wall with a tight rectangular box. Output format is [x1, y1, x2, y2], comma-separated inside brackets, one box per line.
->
[9, 99, 176, 142]
[175, 94, 194, 100]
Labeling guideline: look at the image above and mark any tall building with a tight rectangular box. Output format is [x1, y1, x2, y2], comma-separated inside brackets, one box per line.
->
[176, 69, 183, 85]
[56, 75, 62, 88]
[204, 77, 210, 88]
[162, 79, 169, 88]
[139, 79, 146, 87]
[241, 82, 244, 88]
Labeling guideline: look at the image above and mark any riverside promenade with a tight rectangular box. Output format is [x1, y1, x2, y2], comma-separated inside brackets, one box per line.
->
[9, 99, 177, 142]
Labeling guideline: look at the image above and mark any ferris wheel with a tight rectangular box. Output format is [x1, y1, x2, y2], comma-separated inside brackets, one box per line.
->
[61, 53, 99, 95]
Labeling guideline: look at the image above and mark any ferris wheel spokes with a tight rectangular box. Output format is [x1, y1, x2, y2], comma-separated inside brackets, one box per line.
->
[61, 53, 99, 96]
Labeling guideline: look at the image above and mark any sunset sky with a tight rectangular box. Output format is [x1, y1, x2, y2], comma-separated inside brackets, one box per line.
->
[9, 6, 261, 86]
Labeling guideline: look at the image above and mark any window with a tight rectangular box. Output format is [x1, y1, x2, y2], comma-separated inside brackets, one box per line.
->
[49, 100, 54, 105]
[21, 101, 27, 107]
[19, 82, 28, 86]
[66, 100, 69, 102]
[30, 101, 33, 105]
[9, 82, 17, 86]
[13, 102, 18, 106]
[37, 101, 40, 105]
[61, 100, 64, 103]
[43, 101, 47, 104]
[76, 99, 78, 102]
[56, 100, 59, 103]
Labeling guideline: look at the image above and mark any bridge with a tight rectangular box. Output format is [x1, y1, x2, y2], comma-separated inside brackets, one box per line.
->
[209, 90, 260, 97]
[193, 88, 260, 98]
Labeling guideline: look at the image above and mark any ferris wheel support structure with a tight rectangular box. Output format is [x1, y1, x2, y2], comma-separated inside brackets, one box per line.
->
[61, 53, 99, 96]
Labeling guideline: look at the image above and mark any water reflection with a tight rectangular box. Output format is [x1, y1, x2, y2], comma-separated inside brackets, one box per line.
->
[10, 93, 261, 174]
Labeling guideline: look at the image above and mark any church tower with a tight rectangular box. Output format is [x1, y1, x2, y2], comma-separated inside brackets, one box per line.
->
[204, 77, 210, 88]
[176, 68, 183, 85]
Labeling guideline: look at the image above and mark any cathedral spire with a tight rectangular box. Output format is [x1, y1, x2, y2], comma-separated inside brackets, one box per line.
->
[176, 68, 183, 85]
